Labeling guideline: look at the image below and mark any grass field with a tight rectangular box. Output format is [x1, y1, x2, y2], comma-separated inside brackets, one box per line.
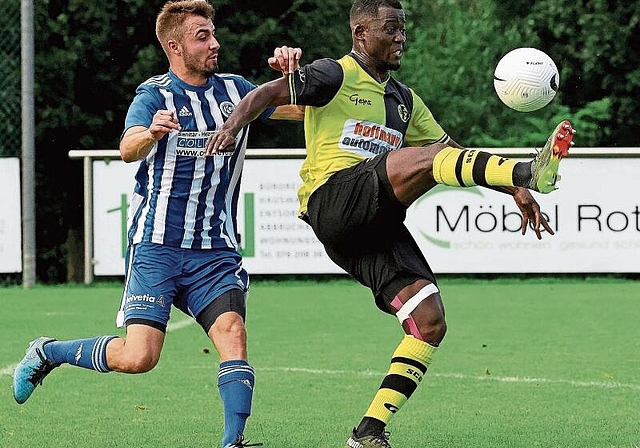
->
[1, 277, 639, 448]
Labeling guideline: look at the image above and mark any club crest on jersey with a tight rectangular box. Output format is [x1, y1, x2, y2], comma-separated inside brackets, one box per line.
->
[398, 104, 410, 123]
[220, 101, 235, 117]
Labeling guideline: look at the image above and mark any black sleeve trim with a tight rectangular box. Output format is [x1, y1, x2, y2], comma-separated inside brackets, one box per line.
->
[291, 58, 343, 107]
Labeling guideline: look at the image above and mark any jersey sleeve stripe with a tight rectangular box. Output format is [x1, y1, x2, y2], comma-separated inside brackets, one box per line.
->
[288, 73, 297, 105]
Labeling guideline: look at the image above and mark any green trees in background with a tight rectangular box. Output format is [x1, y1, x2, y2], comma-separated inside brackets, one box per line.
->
[401, 0, 638, 148]
[6, 0, 637, 282]
[32, 1, 162, 282]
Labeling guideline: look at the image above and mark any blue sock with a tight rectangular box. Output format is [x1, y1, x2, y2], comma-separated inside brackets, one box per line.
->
[43, 336, 117, 372]
[218, 360, 255, 447]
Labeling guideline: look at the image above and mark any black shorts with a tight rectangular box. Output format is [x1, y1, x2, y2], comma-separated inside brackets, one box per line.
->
[305, 152, 437, 314]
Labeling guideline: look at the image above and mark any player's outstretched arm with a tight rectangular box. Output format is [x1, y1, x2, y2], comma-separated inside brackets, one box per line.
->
[268, 46, 302, 75]
[120, 110, 180, 162]
[511, 187, 554, 240]
[267, 46, 305, 121]
[476, 184, 553, 240]
[204, 78, 291, 155]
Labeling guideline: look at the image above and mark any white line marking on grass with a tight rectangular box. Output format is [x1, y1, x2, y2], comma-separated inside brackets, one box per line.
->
[434, 372, 640, 391]
[259, 367, 640, 391]
[167, 318, 196, 332]
[262, 366, 380, 377]
[0, 319, 195, 378]
[0, 363, 17, 377]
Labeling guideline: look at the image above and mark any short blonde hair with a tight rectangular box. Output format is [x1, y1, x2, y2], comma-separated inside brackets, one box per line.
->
[156, 1, 215, 55]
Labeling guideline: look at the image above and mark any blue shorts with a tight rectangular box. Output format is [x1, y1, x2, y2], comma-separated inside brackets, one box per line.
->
[116, 242, 249, 332]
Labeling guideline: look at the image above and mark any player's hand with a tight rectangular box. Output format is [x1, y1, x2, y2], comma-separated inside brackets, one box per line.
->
[268, 46, 302, 75]
[149, 110, 180, 141]
[513, 187, 554, 240]
[204, 129, 236, 156]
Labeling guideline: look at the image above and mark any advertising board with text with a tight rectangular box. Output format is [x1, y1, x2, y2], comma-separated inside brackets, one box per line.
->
[93, 156, 639, 275]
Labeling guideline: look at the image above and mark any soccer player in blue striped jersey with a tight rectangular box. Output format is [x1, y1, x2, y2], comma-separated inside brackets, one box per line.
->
[12, 2, 302, 447]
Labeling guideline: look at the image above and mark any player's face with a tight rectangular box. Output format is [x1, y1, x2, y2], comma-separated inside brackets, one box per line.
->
[364, 7, 407, 72]
[180, 15, 220, 79]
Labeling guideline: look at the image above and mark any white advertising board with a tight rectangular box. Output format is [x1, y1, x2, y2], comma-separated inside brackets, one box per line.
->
[93, 161, 138, 275]
[406, 158, 640, 273]
[238, 159, 340, 273]
[91, 159, 339, 275]
[0, 158, 22, 273]
[92, 156, 640, 275]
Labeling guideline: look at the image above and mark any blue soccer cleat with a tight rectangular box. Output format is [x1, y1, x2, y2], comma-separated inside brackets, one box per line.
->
[13, 337, 58, 404]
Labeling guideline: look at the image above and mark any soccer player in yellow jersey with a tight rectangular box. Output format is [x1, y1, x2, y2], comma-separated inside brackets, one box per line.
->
[206, 1, 574, 447]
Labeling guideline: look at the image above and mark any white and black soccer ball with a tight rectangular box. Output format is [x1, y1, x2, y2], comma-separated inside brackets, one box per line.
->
[493, 47, 559, 112]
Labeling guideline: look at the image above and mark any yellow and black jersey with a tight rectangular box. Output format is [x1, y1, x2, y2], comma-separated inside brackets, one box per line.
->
[289, 53, 450, 216]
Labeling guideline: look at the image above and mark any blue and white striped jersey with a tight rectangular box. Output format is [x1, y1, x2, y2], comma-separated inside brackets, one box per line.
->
[123, 70, 273, 250]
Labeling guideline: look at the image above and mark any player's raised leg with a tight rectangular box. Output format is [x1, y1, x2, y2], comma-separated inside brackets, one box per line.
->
[386, 120, 575, 208]
[12, 326, 165, 404]
[431, 120, 575, 193]
[386, 120, 575, 205]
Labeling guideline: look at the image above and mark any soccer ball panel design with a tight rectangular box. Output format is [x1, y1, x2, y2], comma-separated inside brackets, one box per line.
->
[493, 47, 559, 112]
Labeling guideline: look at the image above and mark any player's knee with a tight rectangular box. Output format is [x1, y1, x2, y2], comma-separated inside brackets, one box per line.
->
[421, 142, 450, 164]
[417, 312, 447, 345]
[212, 313, 247, 340]
[394, 283, 447, 345]
[196, 289, 247, 334]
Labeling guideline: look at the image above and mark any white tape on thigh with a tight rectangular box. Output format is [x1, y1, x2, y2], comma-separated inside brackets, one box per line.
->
[396, 283, 439, 323]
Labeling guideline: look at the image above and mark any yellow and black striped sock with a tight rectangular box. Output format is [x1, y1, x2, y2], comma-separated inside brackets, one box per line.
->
[358, 336, 437, 431]
[433, 147, 523, 188]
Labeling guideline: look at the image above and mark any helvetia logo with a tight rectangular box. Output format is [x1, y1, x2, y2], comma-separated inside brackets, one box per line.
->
[126, 293, 157, 303]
